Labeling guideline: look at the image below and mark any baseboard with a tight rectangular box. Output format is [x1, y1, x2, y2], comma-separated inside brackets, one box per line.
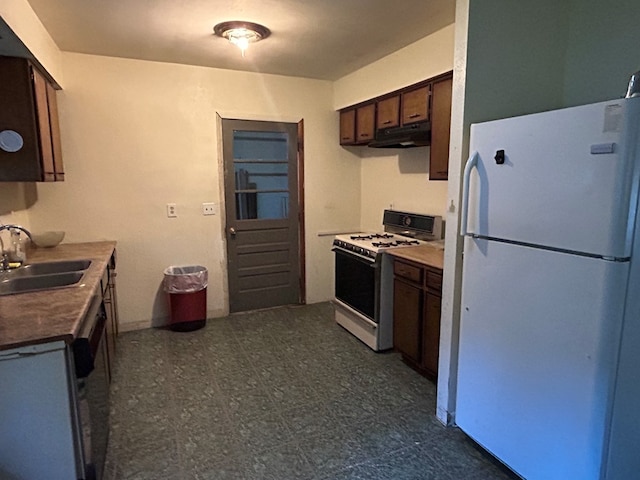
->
[118, 308, 228, 332]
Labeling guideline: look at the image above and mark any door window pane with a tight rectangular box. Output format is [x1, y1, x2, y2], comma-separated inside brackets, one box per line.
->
[233, 130, 290, 220]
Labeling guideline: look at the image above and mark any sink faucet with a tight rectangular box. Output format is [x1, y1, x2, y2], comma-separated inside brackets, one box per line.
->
[0, 224, 32, 272]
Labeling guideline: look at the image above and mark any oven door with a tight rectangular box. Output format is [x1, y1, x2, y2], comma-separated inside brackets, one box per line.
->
[333, 247, 380, 322]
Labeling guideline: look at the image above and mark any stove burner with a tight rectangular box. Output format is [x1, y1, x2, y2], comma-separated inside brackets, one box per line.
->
[351, 233, 394, 241]
[351, 235, 372, 240]
[395, 240, 420, 246]
[372, 241, 394, 248]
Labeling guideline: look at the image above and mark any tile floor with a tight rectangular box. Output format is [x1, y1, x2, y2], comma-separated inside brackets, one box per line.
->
[104, 302, 517, 480]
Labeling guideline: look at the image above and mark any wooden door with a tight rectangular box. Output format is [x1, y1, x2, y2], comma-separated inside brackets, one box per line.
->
[31, 66, 56, 182]
[376, 95, 400, 130]
[401, 86, 430, 125]
[223, 119, 302, 313]
[339, 109, 356, 145]
[423, 291, 441, 377]
[393, 278, 422, 363]
[355, 103, 375, 144]
[429, 75, 453, 180]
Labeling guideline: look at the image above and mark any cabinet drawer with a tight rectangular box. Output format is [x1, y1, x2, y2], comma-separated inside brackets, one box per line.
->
[426, 269, 443, 293]
[394, 260, 423, 283]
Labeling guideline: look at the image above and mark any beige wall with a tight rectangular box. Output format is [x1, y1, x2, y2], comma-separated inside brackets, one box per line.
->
[357, 148, 449, 231]
[0, 184, 33, 229]
[333, 24, 456, 110]
[26, 52, 358, 330]
[333, 25, 455, 231]
[0, 0, 64, 84]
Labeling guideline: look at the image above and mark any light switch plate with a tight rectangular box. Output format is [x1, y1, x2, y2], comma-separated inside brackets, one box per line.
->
[202, 203, 216, 215]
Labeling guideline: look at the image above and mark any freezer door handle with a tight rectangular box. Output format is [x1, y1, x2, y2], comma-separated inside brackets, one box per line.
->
[460, 151, 479, 236]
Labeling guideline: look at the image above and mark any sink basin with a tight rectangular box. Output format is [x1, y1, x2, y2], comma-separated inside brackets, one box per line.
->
[0, 272, 85, 296]
[7, 260, 92, 278]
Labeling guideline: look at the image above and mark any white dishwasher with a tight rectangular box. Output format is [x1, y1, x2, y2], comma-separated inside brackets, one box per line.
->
[0, 295, 109, 480]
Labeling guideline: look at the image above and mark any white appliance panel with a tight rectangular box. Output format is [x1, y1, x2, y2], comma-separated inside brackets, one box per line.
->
[466, 98, 640, 258]
[0, 342, 80, 479]
[457, 237, 628, 480]
[605, 205, 640, 478]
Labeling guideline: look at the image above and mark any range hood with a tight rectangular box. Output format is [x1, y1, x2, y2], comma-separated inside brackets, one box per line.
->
[367, 122, 431, 148]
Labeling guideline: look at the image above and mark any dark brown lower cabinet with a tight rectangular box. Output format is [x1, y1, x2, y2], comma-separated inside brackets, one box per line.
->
[393, 278, 422, 363]
[393, 258, 442, 379]
[101, 251, 119, 382]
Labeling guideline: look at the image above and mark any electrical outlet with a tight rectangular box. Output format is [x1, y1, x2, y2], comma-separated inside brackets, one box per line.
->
[167, 203, 177, 218]
[202, 203, 216, 216]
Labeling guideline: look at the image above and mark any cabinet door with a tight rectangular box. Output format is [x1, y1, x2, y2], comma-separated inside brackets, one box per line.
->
[339, 109, 356, 145]
[376, 95, 400, 130]
[46, 81, 64, 181]
[429, 76, 453, 180]
[31, 67, 56, 182]
[356, 103, 375, 144]
[402, 86, 430, 125]
[423, 291, 441, 377]
[393, 277, 422, 363]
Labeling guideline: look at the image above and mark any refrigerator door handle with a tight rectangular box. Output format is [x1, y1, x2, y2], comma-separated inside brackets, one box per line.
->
[460, 151, 479, 236]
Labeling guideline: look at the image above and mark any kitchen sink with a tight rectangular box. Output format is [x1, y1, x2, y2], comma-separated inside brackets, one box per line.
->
[0, 271, 85, 296]
[7, 259, 92, 278]
[0, 260, 91, 296]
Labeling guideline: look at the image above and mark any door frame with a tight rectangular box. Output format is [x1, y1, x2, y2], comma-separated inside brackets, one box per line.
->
[216, 113, 306, 312]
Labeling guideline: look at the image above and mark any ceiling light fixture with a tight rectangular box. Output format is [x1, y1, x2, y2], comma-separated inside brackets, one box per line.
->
[213, 21, 271, 58]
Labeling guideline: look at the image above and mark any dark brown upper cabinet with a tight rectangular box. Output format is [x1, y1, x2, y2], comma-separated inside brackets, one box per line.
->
[401, 85, 430, 125]
[355, 103, 375, 144]
[0, 56, 64, 182]
[376, 95, 400, 130]
[429, 75, 453, 181]
[339, 109, 356, 145]
[337, 71, 453, 180]
[340, 102, 376, 146]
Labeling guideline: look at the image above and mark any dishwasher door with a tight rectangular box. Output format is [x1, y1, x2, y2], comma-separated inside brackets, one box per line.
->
[0, 341, 80, 479]
[74, 296, 110, 480]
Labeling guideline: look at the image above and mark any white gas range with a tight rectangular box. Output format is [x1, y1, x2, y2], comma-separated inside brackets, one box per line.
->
[332, 210, 443, 351]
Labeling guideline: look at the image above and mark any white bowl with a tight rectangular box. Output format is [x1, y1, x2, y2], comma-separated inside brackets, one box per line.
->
[31, 231, 65, 248]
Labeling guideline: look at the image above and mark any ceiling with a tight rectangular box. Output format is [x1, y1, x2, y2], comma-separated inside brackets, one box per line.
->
[24, 0, 455, 81]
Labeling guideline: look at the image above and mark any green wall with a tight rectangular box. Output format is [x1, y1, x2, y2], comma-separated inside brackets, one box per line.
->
[563, 0, 640, 106]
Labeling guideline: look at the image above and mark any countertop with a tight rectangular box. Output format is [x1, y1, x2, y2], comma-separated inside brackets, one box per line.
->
[386, 244, 444, 270]
[0, 241, 116, 351]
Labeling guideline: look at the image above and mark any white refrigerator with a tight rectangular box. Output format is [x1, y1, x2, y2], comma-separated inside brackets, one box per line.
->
[457, 97, 640, 480]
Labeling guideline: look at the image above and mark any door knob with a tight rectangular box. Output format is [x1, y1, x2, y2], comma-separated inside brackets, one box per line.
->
[229, 227, 236, 236]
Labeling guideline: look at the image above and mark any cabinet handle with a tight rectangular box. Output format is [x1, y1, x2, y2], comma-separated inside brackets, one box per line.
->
[382, 120, 392, 125]
[408, 113, 421, 118]
[341, 137, 350, 140]
[360, 134, 370, 138]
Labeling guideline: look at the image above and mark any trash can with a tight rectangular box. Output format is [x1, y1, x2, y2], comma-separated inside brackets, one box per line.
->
[163, 265, 208, 332]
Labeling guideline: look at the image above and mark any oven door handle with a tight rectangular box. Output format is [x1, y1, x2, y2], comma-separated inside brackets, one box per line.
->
[331, 247, 377, 267]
